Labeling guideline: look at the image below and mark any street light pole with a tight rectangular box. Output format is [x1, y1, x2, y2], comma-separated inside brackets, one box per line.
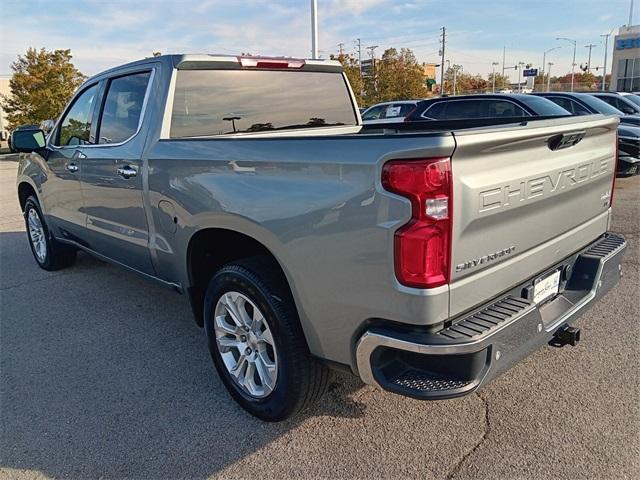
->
[600, 30, 613, 91]
[557, 37, 577, 91]
[310, 0, 318, 59]
[492, 61, 499, 93]
[453, 66, 458, 95]
[547, 62, 554, 91]
[542, 46, 562, 91]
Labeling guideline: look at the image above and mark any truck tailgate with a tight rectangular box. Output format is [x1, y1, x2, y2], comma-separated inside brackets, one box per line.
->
[449, 115, 618, 317]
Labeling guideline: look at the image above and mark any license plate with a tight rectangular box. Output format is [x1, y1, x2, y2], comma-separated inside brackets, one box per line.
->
[533, 270, 561, 304]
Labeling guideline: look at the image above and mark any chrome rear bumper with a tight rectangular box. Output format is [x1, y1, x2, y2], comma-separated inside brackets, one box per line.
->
[355, 233, 626, 400]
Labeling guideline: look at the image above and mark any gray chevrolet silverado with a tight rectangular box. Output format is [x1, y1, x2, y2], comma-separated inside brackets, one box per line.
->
[13, 55, 626, 421]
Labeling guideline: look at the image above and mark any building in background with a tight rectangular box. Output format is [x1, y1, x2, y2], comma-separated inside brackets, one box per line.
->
[610, 25, 640, 91]
[0, 76, 11, 151]
[423, 63, 438, 92]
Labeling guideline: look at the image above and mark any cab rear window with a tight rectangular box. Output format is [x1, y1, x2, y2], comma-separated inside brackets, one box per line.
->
[170, 70, 357, 137]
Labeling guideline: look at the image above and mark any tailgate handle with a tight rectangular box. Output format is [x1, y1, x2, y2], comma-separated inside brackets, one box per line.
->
[548, 131, 586, 151]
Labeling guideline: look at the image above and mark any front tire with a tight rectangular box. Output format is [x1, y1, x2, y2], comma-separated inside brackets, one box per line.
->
[24, 196, 76, 271]
[204, 257, 330, 421]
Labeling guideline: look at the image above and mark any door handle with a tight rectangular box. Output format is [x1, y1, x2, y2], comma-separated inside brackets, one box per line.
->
[66, 163, 79, 173]
[117, 165, 137, 179]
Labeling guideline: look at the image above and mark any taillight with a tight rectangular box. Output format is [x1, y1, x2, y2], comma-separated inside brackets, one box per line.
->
[611, 131, 618, 207]
[238, 57, 305, 69]
[382, 158, 452, 288]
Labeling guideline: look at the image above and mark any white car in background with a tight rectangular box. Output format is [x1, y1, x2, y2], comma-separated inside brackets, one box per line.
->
[360, 100, 419, 124]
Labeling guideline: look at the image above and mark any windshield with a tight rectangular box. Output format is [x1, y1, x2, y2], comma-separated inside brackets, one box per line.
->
[171, 70, 357, 137]
[576, 94, 624, 115]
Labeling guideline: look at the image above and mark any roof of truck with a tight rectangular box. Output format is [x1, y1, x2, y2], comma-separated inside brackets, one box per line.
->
[86, 54, 343, 82]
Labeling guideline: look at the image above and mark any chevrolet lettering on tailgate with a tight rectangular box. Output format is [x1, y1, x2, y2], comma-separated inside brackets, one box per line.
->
[479, 157, 610, 213]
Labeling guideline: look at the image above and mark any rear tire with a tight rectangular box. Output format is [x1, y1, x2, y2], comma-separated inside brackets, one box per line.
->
[204, 256, 330, 421]
[24, 195, 76, 271]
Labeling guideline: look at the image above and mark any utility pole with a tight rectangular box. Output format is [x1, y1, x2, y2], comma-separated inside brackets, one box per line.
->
[439, 27, 446, 96]
[584, 44, 597, 71]
[366, 45, 378, 99]
[337, 43, 344, 56]
[600, 30, 613, 91]
[492, 61, 499, 93]
[355, 38, 362, 77]
[310, 0, 318, 59]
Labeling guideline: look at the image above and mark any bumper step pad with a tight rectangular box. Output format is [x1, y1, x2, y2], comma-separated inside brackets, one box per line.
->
[439, 296, 532, 340]
[391, 371, 473, 392]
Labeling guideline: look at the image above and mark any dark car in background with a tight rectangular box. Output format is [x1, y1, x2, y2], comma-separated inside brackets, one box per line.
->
[590, 92, 640, 116]
[404, 94, 570, 122]
[534, 92, 640, 176]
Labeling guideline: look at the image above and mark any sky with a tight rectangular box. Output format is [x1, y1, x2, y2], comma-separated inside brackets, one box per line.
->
[0, 0, 636, 81]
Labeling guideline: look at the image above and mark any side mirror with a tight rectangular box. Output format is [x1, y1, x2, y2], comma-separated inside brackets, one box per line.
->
[622, 106, 636, 115]
[11, 129, 47, 153]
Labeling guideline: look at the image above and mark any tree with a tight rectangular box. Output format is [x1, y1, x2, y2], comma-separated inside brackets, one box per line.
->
[370, 48, 427, 104]
[553, 72, 598, 90]
[1, 48, 86, 130]
[487, 72, 510, 91]
[443, 68, 488, 95]
[331, 53, 364, 105]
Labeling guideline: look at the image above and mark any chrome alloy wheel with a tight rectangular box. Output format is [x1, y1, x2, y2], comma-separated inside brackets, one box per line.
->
[213, 291, 278, 398]
[27, 208, 47, 263]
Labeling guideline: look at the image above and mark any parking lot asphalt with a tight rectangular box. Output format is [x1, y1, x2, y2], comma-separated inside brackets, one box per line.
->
[0, 155, 638, 480]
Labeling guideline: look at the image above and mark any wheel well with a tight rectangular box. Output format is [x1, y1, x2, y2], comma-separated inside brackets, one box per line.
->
[18, 183, 37, 212]
[187, 228, 291, 327]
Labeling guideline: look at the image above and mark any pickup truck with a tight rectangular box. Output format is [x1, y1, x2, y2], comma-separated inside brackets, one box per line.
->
[13, 54, 626, 421]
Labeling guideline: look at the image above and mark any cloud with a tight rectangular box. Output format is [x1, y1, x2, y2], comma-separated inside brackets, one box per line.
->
[327, 0, 388, 15]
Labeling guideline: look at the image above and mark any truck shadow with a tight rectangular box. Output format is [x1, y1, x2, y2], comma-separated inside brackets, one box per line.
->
[0, 231, 367, 479]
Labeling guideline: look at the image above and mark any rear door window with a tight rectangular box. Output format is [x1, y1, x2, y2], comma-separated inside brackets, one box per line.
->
[549, 97, 589, 115]
[97, 71, 151, 144]
[171, 70, 357, 137]
[442, 100, 483, 119]
[421, 101, 447, 119]
[362, 105, 385, 120]
[384, 103, 416, 118]
[384, 105, 403, 118]
[484, 100, 528, 117]
[596, 95, 626, 110]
